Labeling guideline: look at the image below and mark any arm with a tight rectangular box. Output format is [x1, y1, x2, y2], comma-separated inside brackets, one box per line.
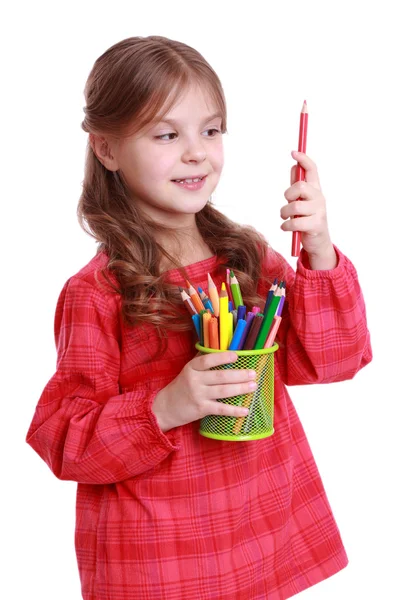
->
[261, 244, 373, 386]
[25, 277, 180, 485]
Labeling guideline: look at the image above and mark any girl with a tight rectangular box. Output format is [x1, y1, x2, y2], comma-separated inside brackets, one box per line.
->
[26, 35, 372, 600]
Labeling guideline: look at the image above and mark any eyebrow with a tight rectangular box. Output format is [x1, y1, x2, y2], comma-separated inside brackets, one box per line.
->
[156, 112, 223, 126]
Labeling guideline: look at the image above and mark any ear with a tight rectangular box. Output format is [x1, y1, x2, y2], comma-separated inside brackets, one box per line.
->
[89, 133, 119, 172]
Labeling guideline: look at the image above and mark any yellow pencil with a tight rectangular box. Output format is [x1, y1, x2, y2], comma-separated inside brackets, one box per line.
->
[219, 283, 229, 350]
[227, 311, 233, 347]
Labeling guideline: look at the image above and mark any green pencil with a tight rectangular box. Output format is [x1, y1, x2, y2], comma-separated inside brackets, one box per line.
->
[230, 270, 243, 308]
[253, 291, 281, 349]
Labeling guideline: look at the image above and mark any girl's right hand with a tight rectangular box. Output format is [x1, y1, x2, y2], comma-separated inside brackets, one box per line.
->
[152, 352, 257, 432]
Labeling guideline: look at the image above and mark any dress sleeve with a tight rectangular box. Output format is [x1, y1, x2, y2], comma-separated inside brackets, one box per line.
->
[260, 244, 373, 385]
[25, 277, 181, 484]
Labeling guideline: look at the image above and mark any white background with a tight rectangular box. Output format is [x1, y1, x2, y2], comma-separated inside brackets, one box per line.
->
[2, 1, 398, 598]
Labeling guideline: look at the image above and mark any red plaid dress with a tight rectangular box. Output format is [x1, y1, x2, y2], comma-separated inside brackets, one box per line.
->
[26, 243, 372, 599]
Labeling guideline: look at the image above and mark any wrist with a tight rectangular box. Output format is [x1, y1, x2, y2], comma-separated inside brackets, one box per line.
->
[152, 386, 175, 433]
[307, 242, 337, 270]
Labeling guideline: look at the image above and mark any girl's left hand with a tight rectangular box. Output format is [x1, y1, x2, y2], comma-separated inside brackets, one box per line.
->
[280, 151, 333, 258]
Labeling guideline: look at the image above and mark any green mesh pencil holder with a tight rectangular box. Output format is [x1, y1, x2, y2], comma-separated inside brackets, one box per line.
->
[195, 342, 279, 441]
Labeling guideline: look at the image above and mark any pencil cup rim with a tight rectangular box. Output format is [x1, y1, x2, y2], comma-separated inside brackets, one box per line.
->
[195, 342, 279, 355]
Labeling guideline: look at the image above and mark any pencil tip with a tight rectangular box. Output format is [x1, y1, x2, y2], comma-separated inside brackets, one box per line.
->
[178, 286, 183, 292]
[302, 100, 308, 113]
[221, 282, 226, 291]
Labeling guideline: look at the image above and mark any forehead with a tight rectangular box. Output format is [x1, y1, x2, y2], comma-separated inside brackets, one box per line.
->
[155, 83, 221, 123]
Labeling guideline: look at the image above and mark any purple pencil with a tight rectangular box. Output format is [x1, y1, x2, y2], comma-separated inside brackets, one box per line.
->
[276, 283, 286, 316]
[237, 311, 255, 350]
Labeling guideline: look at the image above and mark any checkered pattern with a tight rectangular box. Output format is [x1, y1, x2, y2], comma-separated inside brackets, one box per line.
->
[26, 243, 372, 599]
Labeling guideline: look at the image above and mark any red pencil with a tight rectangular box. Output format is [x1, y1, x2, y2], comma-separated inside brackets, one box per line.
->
[291, 100, 308, 257]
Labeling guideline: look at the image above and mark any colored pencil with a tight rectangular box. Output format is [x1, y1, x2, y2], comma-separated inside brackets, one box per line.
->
[292, 100, 308, 257]
[203, 312, 211, 348]
[179, 287, 197, 316]
[229, 270, 244, 309]
[207, 273, 220, 317]
[228, 319, 247, 351]
[185, 279, 204, 313]
[232, 309, 238, 329]
[276, 283, 286, 317]
[252, 306, 261, 314]
[219, 282, 229, 350]
[237, 305, 246, 321]
[209, 316, 219, 349]
[243, 313, 264, 350]
[198, 287, 214, 313]
[263, 278, 278, 315]
[264, 315, 282, 348]
[226, 268, 234, 304]
[237, 311, 255, 350]
[192, 314, 201, 340]
[227, 311, 234, 347]
[254, 290, 281, 349]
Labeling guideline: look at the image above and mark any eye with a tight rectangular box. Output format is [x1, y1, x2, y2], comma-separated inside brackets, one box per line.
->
[155, 128, 221, 141]
[204, 128, 221, 137]
[155, 133, 178, 141]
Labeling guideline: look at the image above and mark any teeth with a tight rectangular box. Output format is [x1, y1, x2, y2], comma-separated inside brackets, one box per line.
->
[175, 177, 203, 183]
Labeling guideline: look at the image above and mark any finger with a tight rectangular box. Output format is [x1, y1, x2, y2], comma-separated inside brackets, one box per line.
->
[202, 367, 257, 386]
[284, 180, 318, 202]
[208, 380, 258, 400]
[291, 151, 321, 190]
[193, 351, 238, 371]
[290, 164, 297, 186]
[205, 399, 250, 418]
[280, 199, 317, 220]
[281, 214, 317, 232]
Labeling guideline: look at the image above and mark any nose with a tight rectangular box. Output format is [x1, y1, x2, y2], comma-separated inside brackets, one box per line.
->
[181, 136, 207, 164]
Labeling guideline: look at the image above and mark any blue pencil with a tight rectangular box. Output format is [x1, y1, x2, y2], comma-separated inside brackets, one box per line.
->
[237, 305, 246, 321]
[228, 319, 247, 350]
[192, 314, 201, 341]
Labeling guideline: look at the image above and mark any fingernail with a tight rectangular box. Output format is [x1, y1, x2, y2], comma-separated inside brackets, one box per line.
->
[240, 408, 249, 416]
[248, 370, 257, 379]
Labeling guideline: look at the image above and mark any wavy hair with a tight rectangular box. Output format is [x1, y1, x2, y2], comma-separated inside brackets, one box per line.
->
[78, 35, 285, 351]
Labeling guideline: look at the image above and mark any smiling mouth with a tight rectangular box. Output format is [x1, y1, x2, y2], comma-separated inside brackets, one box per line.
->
[172, 176, 206, 183]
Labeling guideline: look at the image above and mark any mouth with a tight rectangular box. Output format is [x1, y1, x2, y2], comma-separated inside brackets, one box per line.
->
[171, 175, 207, 183]
[171, 175, 208, 191]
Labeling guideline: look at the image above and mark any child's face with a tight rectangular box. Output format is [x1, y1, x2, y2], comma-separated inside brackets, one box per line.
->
[111, 83, 224, 226]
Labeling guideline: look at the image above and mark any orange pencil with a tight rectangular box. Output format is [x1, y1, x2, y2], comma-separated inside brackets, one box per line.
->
[203, 312, 211, 348]
[209, 316, 219, 349]
[185, 279, 204, 313]
[179, 287, 197, 316]
[207, 273, 220, 317]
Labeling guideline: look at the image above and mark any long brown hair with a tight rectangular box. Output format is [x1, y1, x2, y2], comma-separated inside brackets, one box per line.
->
[78, 35, 284, 347]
